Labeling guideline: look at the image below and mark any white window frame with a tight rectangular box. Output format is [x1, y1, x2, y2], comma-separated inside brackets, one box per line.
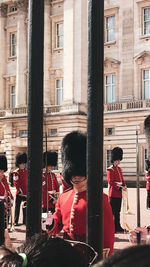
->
[19, 130, 28, 138]
[106, 150, 112, 170]
[105, 15, 115, 43]
[56, 79, 64, 105]
[56, 22, 64, 48]
[143, 7, 150, 36]
[143, 69, 150, 99]
[105, 74, 116, 103]
[10, 85, 16, 108]
[10, 32, 17, 57]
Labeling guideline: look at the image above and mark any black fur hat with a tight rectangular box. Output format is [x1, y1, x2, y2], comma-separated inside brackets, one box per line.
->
[15, 152, 27, 167]
[61, 131, 86, 185]
[145, 159, 150, 171]
[43, 151, 58, 168]
[111, 147, 123, 163]
[0, 155, 7, 172]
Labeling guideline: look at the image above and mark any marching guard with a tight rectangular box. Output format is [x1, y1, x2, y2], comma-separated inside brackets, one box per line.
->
[42, 151, 59, 213]
[145, 160, 150, 210]
[107, 147, 127, 233]
[0, 155, 13, 228]
[13, 152, 27, 226]
[48, 131, 115, 255]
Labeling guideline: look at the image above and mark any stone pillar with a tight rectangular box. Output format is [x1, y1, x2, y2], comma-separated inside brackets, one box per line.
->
[63, 0, 74, 104]
[63, 0, 87, 105]
[73, 0, 87, 104]
[44, 0, 51, 106]
[16, 5, 27, 107]
[0, 5, 7, 109]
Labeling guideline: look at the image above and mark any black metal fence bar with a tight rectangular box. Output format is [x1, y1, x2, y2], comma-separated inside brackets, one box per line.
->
[26, 0, 44, 239]
[87, 0, 104, 260]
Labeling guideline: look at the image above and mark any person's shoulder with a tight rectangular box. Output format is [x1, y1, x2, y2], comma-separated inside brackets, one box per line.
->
[107, 165, 114, 171]
[59, 188, 73, 199]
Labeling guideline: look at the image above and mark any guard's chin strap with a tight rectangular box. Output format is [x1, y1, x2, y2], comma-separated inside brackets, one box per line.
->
[71, 178, 86, 185]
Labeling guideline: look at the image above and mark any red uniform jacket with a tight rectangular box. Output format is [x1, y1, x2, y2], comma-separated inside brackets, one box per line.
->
[49, 189, 115, 255]
[145, 171, 150, 190]
[42, 172, 59, 209]
[59, 173, 72, 192]
[13, 169, 27, 195]
[107, 165, 125, 198]
[0, 175, 13, 202]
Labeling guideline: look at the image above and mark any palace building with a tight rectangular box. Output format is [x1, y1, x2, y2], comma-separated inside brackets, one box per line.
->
[0, 0, 150, 182]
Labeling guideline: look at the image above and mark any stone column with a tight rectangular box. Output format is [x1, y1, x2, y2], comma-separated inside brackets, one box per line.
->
[63, 0, 74, 104]
[44, 0, 51, 106]
[16, 5, 27, 107]
[0, 5, 7, 109]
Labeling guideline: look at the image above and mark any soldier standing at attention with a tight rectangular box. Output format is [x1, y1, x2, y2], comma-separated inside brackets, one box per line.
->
[13, 152, 27, 226]
[107, 147, 126, 233]
[145, 160, 150, 210]
[48, 131, 115, 256]
[42, 151, 60, 214]
[0, 155, 13, 228]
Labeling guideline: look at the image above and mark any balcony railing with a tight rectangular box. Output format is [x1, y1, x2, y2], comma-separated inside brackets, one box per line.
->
[104, 99, 150, 112]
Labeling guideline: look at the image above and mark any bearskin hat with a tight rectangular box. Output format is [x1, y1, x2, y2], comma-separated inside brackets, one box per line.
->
[111, 147, 123, 163]
[145, 159, 150, 171]
[61, 131, 86, 185]
[0, 155, 7, 172]
[43, 151, 58, 168]
[15, 152, 27, 167]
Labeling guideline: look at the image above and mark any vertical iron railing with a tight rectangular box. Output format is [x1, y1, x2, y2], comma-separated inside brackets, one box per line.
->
[26, 0, 44, 239]
[136, 127, 141, 228]
[87, 0, 104, 261]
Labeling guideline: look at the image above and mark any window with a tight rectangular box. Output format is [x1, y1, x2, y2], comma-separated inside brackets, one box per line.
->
[106, 128, 115, 136]
[144, 148, 148, 171]
[105, 74, 116, 103]
[143, 70, 150, 99]
[106, 150, 112, 169]
[48, 129, 57, 136]
[10, 85, 16, 108]
[9, 6, 17, 12]
[144, 8, 150, 35]
[56, 79, 63, 105]
[105, 16, 115, 42]
[19, 130, 28, 138]
[56, 23, 64, 48]
[10, 33, 17, 57]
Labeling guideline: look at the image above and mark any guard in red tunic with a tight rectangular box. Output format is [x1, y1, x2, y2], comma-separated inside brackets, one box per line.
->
[107, 147, 126, 233]
[13, 152, 27, 226]
[48, 131, 115, 255]
[0, 155, 13, 227]
[145, 159, 150, 209]
[42, 151, 59, 213]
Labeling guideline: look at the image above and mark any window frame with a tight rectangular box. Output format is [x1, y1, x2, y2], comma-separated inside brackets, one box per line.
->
[10, 85, 16, 108]
[105, 74, 116, 103]
[106, 150, 112, 170]
[105, 15, 116, 43]
[56, 78, 64, 105]
[143, 7, 150, 36]
[143, 69, 150, 99]
[56, 22, 64, 49]
[10, 32, 17, 58]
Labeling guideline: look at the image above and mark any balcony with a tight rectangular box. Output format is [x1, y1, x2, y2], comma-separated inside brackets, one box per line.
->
[0, 103, 87, 118]
[104, 99, 150, 112]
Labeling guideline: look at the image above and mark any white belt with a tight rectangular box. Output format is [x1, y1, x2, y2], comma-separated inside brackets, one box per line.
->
[0, 196, 5, 200]
[48, 191, 56, 194]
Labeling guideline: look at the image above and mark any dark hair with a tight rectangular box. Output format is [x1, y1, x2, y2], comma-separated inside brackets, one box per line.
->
[94, 244, 150, 267]
[0, 233, 88, 267]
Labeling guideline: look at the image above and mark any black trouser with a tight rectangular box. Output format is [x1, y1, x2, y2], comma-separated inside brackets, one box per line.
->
[109, 197, 122, 231]
[147, 190, 150, 209]
[15, 195, 26, 224]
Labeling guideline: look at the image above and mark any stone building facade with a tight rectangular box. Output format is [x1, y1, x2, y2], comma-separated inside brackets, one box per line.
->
[0, 0, 150, 182]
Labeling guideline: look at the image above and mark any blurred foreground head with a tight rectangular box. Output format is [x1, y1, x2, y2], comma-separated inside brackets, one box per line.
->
[94, 244, 150, 267]
[0, 233, 88, 267]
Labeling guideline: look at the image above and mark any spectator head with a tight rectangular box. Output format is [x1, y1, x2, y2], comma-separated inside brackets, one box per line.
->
[0, 233, 88, 267]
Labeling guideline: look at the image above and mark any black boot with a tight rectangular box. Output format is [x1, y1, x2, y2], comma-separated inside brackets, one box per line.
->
[114, 212, 124, 233]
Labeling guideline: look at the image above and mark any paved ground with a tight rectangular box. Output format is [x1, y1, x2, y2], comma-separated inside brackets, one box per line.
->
[8, 188, 150, 251]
